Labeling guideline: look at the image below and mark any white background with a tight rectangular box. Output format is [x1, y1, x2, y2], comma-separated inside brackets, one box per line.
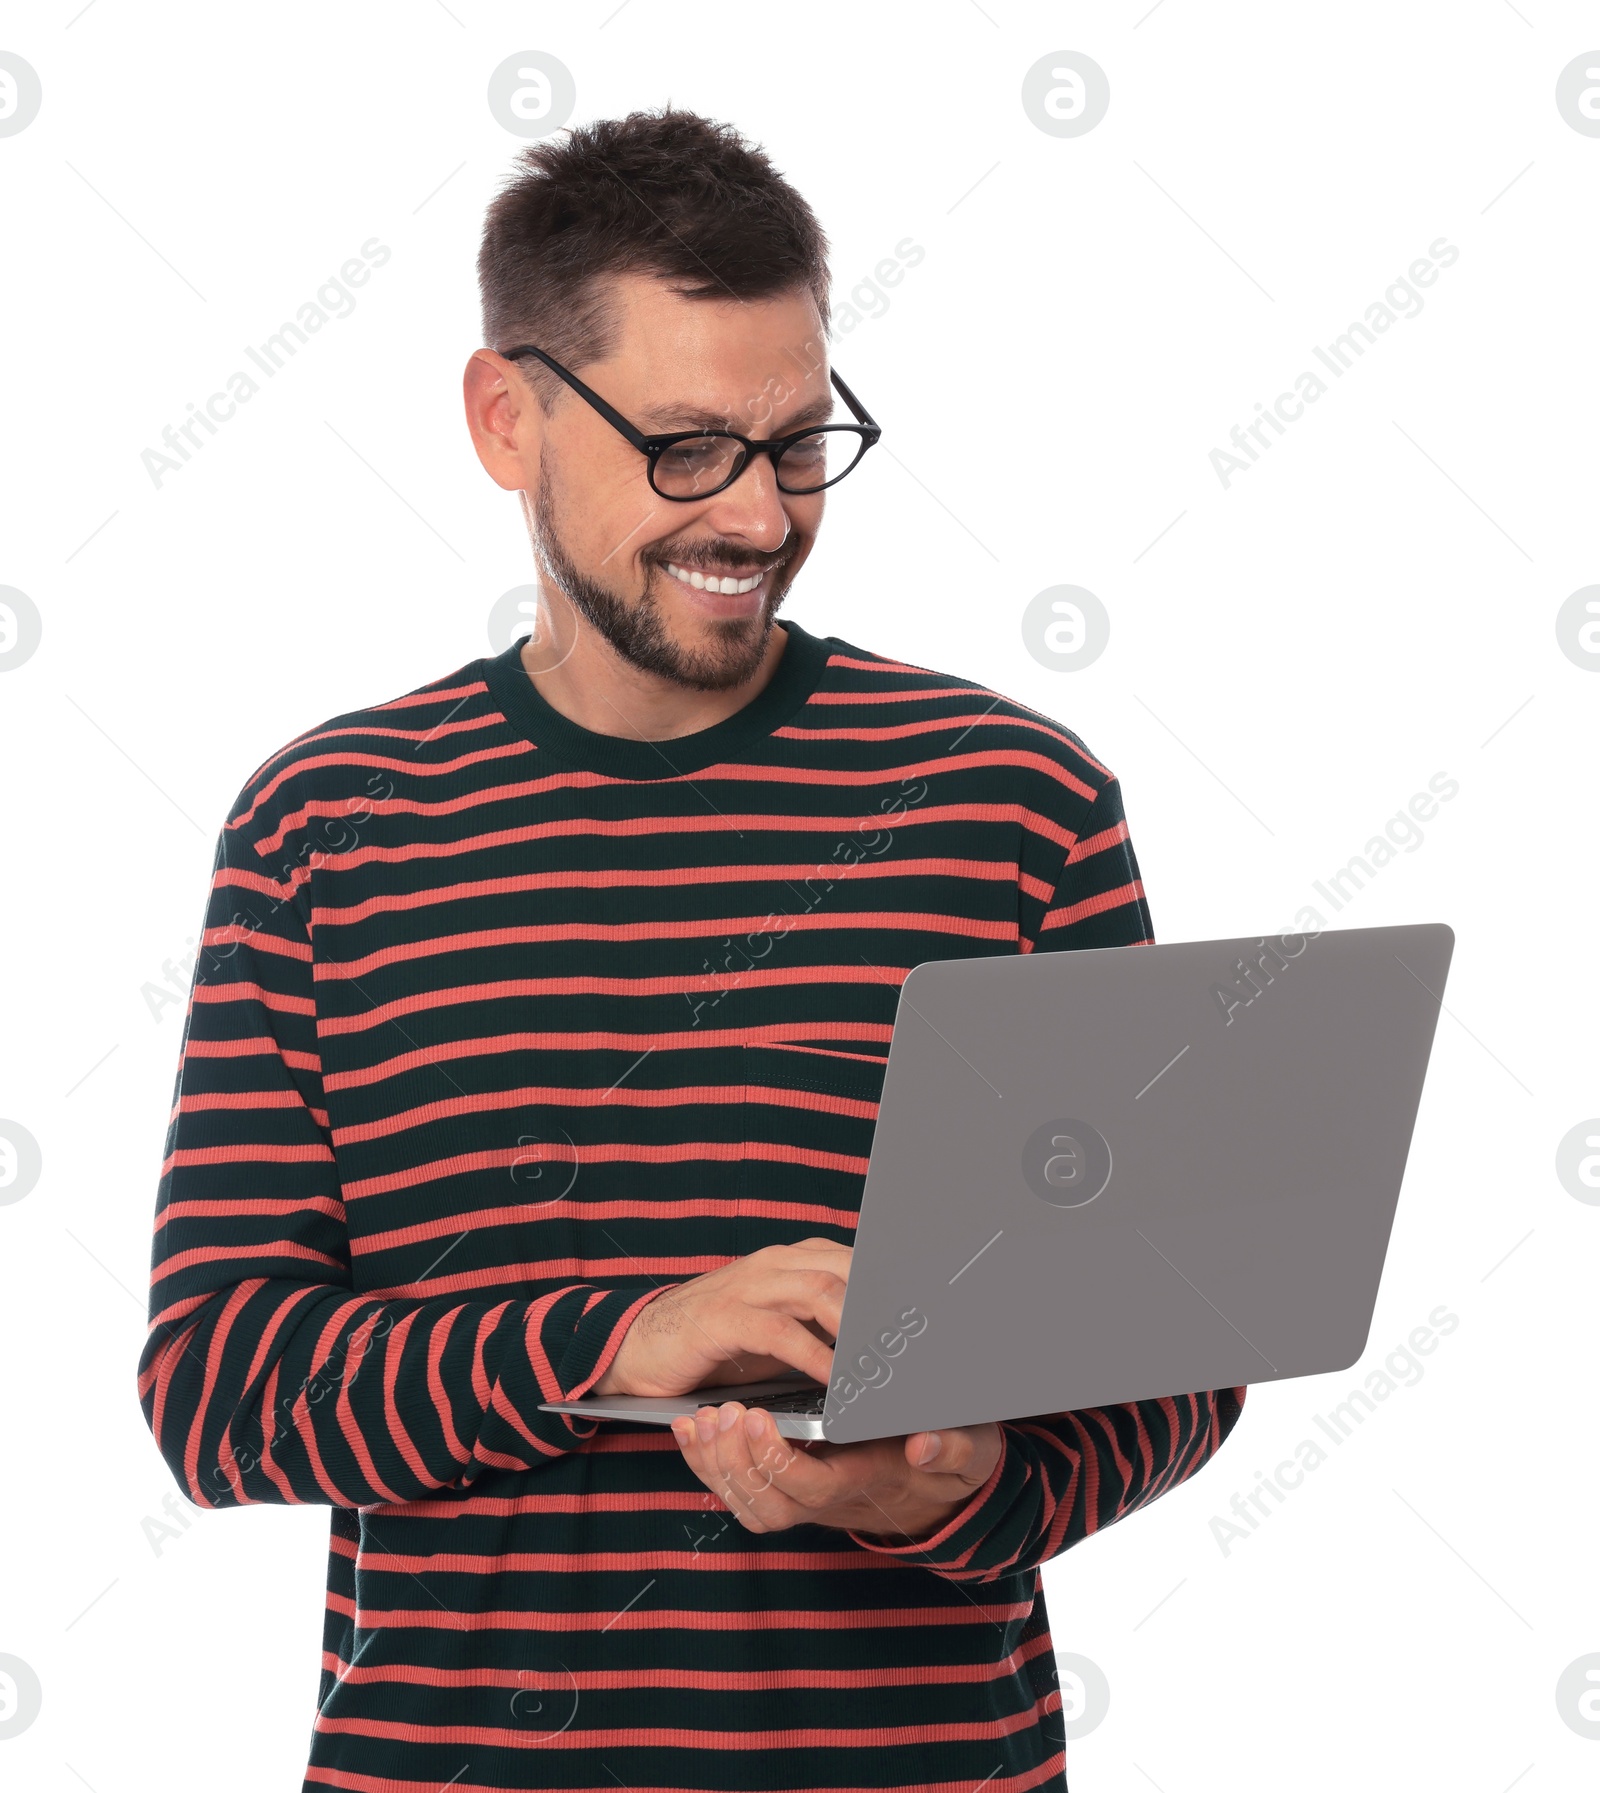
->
[1, 2, 1596, 1788]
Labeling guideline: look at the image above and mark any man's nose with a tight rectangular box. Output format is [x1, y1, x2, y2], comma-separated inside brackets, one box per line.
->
[698, 451, 794, 556]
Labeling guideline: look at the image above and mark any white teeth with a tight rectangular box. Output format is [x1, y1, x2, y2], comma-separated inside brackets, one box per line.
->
[666, 562, 765, 595]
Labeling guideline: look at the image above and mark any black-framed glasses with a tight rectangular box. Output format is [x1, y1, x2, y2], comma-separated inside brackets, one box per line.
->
[497, 342, 882, 501]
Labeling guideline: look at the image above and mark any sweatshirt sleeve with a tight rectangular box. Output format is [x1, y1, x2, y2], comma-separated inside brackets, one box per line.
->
[845, 769, 1246, 1580]
[135, 817, 669, 1512]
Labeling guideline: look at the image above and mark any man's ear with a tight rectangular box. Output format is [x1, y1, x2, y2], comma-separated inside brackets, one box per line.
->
[464, 349, 540, 494]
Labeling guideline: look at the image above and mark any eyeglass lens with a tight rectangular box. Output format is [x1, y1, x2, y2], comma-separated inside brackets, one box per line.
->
[652, 429, 865, 498]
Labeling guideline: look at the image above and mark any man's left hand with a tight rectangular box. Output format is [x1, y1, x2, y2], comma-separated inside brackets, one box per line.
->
[671, 1400, 1002, 1543]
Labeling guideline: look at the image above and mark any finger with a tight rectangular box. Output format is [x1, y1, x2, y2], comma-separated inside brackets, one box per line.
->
[728, 1405, 808, 1518]
[678, 1303, 837, 1389]
[763, 1239, 854, 1280]
[731, 1309, 836, 1385]
[746, 1410, 896, 1505]
[675, 1407, 743, 1502]
[903, 1422, 1002, 1485]
[905, 1430, 943, 1470]
[710, 1402, 795, 1531]
[732, 1408, 823, 1520]
[738, 1405, 811, 1502]
[675, 1403, 767, 1529]
[709, 1402, 756, 1517]
[742, 1266, 849, 1339]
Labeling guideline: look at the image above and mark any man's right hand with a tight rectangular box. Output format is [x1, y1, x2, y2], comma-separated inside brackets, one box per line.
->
[590, 1238, 850, 1397]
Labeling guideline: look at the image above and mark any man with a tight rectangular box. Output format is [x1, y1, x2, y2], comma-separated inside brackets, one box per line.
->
[139, 106, 1244, 1792]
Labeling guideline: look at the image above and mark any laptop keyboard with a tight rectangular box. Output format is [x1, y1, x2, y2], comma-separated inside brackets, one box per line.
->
[744, 1388, 827, 1416]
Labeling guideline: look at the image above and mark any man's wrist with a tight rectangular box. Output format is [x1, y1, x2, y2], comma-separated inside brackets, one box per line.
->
[590, 1331, 636, 1396]
[585, 1281, 673, 1397]
[848, 1488, 967, 1548]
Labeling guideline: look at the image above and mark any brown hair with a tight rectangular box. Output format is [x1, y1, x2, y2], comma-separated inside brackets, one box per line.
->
[477, 106, 832, 413]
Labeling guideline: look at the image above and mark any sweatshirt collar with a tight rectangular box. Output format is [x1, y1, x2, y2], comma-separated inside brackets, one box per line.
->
[480, 617, 830, 780]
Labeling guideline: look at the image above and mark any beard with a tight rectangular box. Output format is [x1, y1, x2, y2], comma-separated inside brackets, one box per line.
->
[531, 460, 796, 692]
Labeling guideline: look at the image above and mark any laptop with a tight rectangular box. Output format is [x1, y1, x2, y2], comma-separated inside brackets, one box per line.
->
[540, 921, 1454, 1443]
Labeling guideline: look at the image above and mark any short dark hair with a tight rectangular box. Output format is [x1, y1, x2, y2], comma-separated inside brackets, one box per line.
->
[477, 106, 832, 413]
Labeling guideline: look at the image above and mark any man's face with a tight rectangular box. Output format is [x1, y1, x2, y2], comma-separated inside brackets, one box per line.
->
[515, 273, 832, 691]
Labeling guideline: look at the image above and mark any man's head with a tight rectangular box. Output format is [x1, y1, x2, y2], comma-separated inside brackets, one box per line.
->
[467, 108, 839, 692]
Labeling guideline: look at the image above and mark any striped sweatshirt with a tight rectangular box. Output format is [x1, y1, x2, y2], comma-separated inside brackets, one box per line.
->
[138, 618, 1245, 1793]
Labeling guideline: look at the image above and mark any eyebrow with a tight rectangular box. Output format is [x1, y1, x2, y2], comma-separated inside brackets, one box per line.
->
[638, 390, 837, 435]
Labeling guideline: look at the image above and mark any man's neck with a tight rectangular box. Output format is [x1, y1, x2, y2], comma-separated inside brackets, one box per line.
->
[517, 608, 790, 743]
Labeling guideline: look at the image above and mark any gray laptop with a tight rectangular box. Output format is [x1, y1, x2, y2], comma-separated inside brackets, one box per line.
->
[541, 921, 1454, 1443]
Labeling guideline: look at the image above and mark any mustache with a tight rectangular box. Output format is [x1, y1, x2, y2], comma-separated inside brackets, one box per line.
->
[648, 543, 795, 573]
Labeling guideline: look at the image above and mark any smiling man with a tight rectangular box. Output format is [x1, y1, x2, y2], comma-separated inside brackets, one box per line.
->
[139, 107, 1244, 1793]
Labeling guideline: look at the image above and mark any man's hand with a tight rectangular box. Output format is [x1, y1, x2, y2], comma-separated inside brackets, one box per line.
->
[591, 1239, 850, 1397]
[670, 1399, 1003, 1544]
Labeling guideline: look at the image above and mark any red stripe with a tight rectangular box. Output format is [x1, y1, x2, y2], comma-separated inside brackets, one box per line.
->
[217, 1282, 325, 1505]
[1041, 878, 1146, 931]
[1066, 817, 1131, 863]
[775, 711, 1087, 753]
[332, 1077, 876, 1148]
[272, 801, 1073, 890]
[317, 912, 1011, 982]
[154, 1194, 344, 1232]
[183, 1035, 321, 1072]
[148, 1322, 201, 1485]
[426, 1306, 469, 1467]
[181, 1290, 260, 1513]
[305, 1751, 1065, 1793]
[805, 684, 981, 704]
[311, 854, 1015, 927]
[313, 1692, 1056, 1750]
[823, 652, 939, 675]
[348, 1598, 1034, 1631]
[200, 923, 313, 961]
[266, 750, 1087, 864]
[324, 1021, 894, 1093]
[372, 679, 488, 711]
[320, 1624, 1055, 1689]
[232, 740, 534, 834]
[761, 1042, 888, 1065]
[377, 1308, 433, 1492]
[355, 1194, 854, 1258]
[250, 713, 499, 757]
[342, 1138, 870, 1205]
[158, 1142, 333, 1174]
[190, 980, 316, 1015]
[290, 1296, 386, 1504]
[174, 1088, 307, 1112]
[361, 1254, 780, 1298]
[359, 1546, 900, 1574]
[152, 1239, 344, 1277]
[212, 864, 296, 901]
[236, 680, 489, 787]
[317, 965, 904, 1037]
[334, 1312, 405, 1506]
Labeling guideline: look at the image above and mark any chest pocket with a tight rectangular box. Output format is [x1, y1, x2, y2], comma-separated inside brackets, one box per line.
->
[735, 1043, 889, 1257]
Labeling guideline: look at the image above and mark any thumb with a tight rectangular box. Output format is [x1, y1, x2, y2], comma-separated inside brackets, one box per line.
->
[907, 1430, 943, 1469]
[906, 1423, 1002, 1481]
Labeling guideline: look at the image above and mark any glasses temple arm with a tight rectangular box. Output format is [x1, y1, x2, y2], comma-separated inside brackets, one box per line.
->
[497, 344, 652, 451]
[829, 367, 879, 432]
